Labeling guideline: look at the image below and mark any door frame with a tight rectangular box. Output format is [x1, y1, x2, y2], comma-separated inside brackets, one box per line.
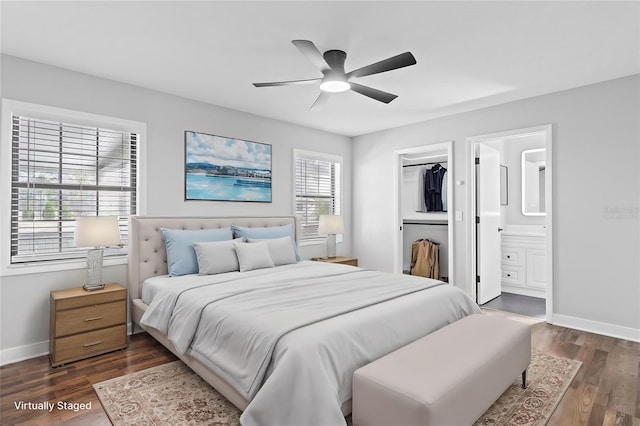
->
[466, 125, 554, 323]
[393, 141, 454, 284]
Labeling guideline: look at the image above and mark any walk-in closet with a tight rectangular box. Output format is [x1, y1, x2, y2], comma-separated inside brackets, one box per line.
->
[395, 142, 454, 283]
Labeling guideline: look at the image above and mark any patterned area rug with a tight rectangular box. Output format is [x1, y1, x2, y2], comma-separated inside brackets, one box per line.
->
[94, 351, 580, 426]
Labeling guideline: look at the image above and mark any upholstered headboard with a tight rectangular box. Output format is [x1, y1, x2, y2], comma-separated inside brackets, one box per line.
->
[127, 216, 299, 301]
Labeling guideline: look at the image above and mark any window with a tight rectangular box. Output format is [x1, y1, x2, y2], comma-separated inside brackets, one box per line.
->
[294, 150, 342, 239]
[9, 114, 137, 264]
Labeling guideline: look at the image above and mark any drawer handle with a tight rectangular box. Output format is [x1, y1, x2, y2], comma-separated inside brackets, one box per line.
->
[83, 340, 103, 347]
[83, 317, 103, 322]
[507, 274, 511, 277]
[507, 255, 511, 259]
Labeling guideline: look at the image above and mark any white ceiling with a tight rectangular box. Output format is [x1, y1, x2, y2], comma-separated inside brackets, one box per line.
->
[1, 1, 638, 137]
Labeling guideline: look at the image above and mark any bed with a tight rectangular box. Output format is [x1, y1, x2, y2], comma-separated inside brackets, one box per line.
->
[128, 216, 480, 426]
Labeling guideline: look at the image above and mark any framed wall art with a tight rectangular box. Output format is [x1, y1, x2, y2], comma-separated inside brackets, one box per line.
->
[185, 131, 272, 202]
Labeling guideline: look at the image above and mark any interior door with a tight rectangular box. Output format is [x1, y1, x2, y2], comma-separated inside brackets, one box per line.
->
[477, 143, 502, 304]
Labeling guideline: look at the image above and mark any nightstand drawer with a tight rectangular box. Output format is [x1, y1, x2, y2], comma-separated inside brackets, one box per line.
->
[55, 289, 125, 310]
[53, 324, 127, 364]
[55, 301, 126, 337]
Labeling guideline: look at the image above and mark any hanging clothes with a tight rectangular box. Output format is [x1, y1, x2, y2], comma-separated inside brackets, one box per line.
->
[441, 170, 448, 212]
[413, 166, 428, 212]
[410, 239, 440, 279]
[425, 163, 447, 212]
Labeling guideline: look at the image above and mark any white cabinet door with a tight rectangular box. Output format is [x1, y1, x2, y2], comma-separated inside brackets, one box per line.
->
[526, 249, 546, 289]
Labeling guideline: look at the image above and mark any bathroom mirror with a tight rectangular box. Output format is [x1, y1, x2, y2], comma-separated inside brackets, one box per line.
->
[521, 148, 546, 216]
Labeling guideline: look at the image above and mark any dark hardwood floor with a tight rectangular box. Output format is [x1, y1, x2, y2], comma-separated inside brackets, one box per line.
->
[0, 333, 177, 425]
[1, 321, 639, 425]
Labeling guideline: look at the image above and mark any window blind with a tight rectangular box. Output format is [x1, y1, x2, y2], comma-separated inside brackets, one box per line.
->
[294, 152, 341, 238]
[10, 115, 137, 264]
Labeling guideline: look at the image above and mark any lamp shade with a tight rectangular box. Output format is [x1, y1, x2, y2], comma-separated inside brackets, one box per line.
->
[74, 216, 121, 247]
[318, 215, 344, 234]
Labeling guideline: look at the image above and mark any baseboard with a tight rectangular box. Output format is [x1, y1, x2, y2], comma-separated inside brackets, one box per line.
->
[0, 340, 49, 366]
[553, 314, 640, 343]
[501, 284, 545, 299]
[1, 322, 136, 366]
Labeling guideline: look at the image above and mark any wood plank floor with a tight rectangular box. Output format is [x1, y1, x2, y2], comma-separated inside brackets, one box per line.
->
[1, 317, 638, 425]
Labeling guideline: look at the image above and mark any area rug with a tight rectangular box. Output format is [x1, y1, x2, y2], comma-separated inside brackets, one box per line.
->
[94, 351, 581, 426]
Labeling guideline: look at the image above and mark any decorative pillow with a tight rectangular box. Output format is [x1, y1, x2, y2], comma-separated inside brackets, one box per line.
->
[233, 240, 275, 272]
[231, 224, 300, 260]
[247, 236, 297, 266]
[193, 239, 242, 275]
[161, 227, 233, 276]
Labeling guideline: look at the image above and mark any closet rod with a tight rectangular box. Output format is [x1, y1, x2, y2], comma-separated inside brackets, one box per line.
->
[402, 161, 448, 168]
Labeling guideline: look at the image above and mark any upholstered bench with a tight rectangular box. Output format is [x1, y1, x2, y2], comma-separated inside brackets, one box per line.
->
[352, 314, 531, 426]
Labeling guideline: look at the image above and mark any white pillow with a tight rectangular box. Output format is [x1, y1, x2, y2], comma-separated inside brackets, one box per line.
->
[193, 239, 240, 275]
[247, 236, 297, 266]
[234, 240, 275, 272]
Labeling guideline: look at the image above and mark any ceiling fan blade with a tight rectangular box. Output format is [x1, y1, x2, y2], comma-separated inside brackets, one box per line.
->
[253, 78, 320, 87]
[309, 91, 330, 110]
[292, 40, 331, 72]
[349, 82, 398, 104]
[346, 52, 416, 79]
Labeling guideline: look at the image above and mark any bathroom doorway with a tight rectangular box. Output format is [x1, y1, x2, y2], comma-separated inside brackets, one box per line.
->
[467, 125, 553, 322]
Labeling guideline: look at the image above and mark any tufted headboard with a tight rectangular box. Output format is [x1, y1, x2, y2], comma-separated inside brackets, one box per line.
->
[127, 216, 299, 301]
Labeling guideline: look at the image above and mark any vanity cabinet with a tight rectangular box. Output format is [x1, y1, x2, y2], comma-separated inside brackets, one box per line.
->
[501, 233, 546, 297]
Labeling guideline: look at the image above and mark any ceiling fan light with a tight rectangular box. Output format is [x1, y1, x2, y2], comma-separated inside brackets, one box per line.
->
[319, 79, 351, 93]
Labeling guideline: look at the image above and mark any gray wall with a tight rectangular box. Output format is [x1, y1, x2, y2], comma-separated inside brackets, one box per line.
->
[353, 75, 640, 334]
[0, 55, 352, 360]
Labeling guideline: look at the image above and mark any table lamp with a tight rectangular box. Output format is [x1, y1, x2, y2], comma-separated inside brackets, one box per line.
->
[319, 215, 344, 258]
[74, 216, 121, 291]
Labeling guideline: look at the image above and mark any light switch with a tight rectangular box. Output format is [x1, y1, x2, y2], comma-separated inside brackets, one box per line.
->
[455, 211, 463, 221]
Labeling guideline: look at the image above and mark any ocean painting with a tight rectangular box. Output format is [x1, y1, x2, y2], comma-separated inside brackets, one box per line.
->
[185, 131, 272, 202]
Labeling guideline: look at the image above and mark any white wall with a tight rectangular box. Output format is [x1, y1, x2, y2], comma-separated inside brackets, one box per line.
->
[0, 55, 352, 363]
[353, 75, 640, 338]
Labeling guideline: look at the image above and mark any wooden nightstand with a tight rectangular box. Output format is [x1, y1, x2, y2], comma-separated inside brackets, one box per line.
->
[312, 256, 358, 267]
[50, 283, 127, 367]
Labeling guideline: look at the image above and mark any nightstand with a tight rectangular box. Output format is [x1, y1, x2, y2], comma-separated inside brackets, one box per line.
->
[312, 256, 358, 267]
[50, 283, 127, 367]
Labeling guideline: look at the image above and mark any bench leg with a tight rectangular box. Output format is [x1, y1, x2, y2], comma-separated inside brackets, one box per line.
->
[521, 370, 527, 389]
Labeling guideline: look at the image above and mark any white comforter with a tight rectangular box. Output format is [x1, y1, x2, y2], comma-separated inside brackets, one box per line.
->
[141, 261, 480, 426]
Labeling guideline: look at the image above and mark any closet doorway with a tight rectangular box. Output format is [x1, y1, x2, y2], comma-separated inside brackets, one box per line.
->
[393, 141, 454, 284]
[467, 125, 553, 322]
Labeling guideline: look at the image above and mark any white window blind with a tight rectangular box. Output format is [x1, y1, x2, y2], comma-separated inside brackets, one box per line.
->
[10, 115, 137, 264]
[294, 151, 341, 239]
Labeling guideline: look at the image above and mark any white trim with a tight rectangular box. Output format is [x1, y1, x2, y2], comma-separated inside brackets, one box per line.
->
[466, 125, 553, 323]
[292, 148, 343, 239]
[0, 99, 147, 277]
[553, 314, 640, 343]
[0, 322, 135, 366]
[393, 141, 454, 285]
[501, 285, 545, 299]
[1, 255, 127, 277]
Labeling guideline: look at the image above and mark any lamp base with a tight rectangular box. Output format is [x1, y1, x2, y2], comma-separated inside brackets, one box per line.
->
[326, 234, 337, 258]
[83, 283, 105, 291]
[84, 248, 105, 291]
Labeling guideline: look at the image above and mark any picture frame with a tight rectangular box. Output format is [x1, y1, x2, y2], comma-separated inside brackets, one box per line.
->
[185, 131, 272, 202]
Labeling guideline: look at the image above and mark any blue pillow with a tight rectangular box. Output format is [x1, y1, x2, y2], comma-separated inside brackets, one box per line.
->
[231, 224, 300, 261]
[161, 228, 233, 276]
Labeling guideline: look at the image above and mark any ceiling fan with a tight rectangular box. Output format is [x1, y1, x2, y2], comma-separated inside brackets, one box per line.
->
[253, 40, 417, 109]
